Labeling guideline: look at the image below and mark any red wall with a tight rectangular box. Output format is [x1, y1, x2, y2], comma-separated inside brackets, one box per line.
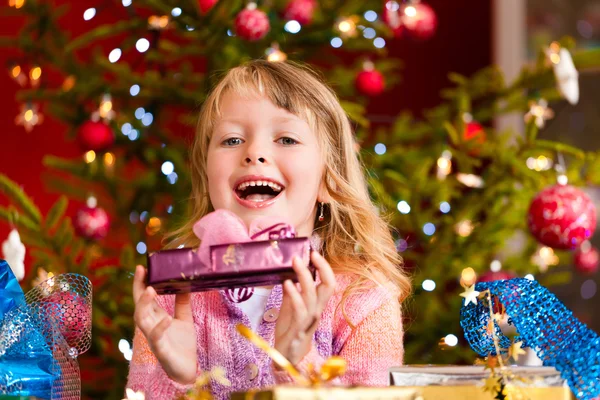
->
[0, 1, 491, 267]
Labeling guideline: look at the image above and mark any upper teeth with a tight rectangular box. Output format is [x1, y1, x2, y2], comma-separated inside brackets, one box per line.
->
[237, 180, 283, 191]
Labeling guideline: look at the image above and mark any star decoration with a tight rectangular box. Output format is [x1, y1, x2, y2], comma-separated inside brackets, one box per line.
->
[524, 99, 554, 128]
[459, 284, 480, 306]
[15, 103, 43, 132]
[509, 341, 527, 361]
[483, 375, 501, 393]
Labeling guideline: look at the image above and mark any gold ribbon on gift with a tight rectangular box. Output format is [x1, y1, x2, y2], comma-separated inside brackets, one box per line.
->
[235, 324, 347, 386]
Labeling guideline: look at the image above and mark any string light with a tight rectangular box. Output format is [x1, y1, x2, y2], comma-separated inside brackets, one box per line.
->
[461, 267, 477, 287]
[84, 150, 96, 163]
[524, 99, 554, 128]
[336, 16, 359, 38]
[98, 94, 114, 120]
[364, 10, 378, 22]
[456, 173, 484, 188]
[83, 8, 96, 21]
[62, 76, 76, 91]
[9, 64, 26, 86]
[146, 217, 162, 236]
[284, 20, 301, 34]
[266, 43, 287, 62]
[9, 0, 26, 9]
[103, 152, 115, 166]
[136, 38, 150, 53]
[136, 242, 147, 254]
[161, 161, 174, 175]
[490, 260, 502, 272]
[15, 103, 42, 132]
[423, 223, 436, 236]
[373, 37, 386, 48]
[29, 66, 41, 87]
[122, 0, 132, 7]
[148, 15, 170, 30]
[548, 42, 561, 64]
[439, 202, 451, 213]
[330, 37, 343, 48]
[436, 150, 452, 180]
[526, 155, 553, 171]
[363, 28, 376, 39]
[108, 49, 122, 63]
[374, 143, 387, 155]
[171, 7, 182, 17]
[531, 246, 559, 272]
[455, 220, 474, 237]
[130, 84, 140, 96]
[135, 107, 145, 119]
[397, 200, 410, 214]
[422, 279, 436, 291]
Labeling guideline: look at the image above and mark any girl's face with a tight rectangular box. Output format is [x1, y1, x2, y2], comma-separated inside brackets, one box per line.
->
[206, 91, 325, 237]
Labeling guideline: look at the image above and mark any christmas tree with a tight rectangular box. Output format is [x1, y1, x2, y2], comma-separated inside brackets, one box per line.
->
[1, 0, 600, 398]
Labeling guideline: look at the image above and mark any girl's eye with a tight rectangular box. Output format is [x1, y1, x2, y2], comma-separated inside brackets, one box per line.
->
[278, 137, 298, 146]
[223, 137, 243, 146]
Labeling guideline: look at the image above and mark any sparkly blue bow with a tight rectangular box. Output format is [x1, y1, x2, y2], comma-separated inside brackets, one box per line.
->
[460, 278, 600, 400]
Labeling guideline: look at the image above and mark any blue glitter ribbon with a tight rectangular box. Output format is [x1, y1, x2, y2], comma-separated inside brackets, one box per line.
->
[460, 278, 600, 400]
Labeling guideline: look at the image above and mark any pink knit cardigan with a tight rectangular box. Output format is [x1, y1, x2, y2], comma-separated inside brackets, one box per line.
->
[126, 274, 404, 399]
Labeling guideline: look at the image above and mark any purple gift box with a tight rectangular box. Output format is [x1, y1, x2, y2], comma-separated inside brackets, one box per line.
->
[147, 223, 314, 295]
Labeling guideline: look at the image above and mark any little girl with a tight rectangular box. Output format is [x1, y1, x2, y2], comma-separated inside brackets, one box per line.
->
[127, 60, 411, 399]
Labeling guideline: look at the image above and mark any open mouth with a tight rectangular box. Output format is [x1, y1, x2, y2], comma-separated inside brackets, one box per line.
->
[234, 180, 284, 203]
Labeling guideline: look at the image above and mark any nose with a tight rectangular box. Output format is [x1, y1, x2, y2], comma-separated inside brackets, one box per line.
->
[245, 156, 266, 164]
[243, 139, 269, 165]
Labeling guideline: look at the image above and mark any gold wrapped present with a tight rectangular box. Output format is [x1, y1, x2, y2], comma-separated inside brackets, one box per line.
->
[231, 386, 421, 400]
[388, 365, 574, 400]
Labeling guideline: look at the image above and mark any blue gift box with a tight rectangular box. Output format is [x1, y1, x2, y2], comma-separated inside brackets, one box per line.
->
[0, 260, 58, 399]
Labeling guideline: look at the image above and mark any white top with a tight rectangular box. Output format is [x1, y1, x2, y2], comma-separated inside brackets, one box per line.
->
[237, 287, 273, 331]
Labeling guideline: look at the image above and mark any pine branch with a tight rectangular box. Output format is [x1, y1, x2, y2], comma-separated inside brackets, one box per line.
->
[0, 174, 42, 224]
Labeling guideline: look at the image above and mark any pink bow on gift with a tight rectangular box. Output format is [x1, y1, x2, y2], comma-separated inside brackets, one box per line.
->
[192, 209, 296, 275]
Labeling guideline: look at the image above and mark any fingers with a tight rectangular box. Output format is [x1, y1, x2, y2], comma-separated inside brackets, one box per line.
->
[174, 292, 193, 322]
[282, 279, 309, 331]
[132, 265, 147, 304]
[149, 314, 173, 345]
[292, 256, 317, 312]
[311, 252, 336, 313]
[134, 285, 162, 335]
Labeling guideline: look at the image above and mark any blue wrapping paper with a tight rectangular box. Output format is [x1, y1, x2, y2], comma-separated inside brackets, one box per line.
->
[0, 260, 56, 399]
[460, 278, 600, 400]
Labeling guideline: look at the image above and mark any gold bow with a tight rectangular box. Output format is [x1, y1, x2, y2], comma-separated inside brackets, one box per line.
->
[236, 324, 347, 386]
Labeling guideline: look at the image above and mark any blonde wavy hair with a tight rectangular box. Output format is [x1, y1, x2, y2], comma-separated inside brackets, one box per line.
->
[168, 59, 411, 305]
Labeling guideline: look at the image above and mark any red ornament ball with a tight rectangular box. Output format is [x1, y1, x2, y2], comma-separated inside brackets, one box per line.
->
[478, 270, 517, 282]
[527, 184, 597, 250]
[77, 120, 114, 152]
[574, 245, 599, 275]
[75, 204, 110, 240]
[401, 2, 438, 40]
[283, 0, 316, 25]
[356, 69, 385, 96]
[198, 0, 218, 13]
[234, 4, 270, 41]
[463, 121, 486, 144]
[42, 291, 91, 349]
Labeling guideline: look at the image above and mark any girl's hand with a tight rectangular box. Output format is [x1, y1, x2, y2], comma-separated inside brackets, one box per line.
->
[133, 265, 197, 384]
[274, 251, 336, 365]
